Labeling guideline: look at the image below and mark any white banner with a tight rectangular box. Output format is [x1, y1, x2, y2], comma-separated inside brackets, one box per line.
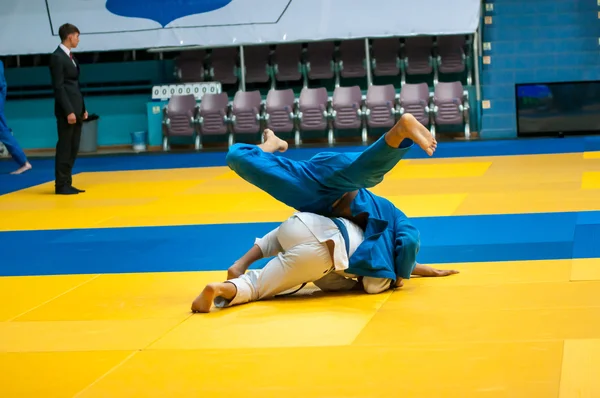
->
[0, 0, 480, 55]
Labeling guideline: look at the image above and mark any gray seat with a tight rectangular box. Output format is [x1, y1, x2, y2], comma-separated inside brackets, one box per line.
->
[399, 83, 431, 129]
[402, 37, 434, 84]
[432, 81, 470, 138]
[366, 84, 398, 132]
[298, 87, 332, 143]
[338, 40, 366, 78]
[273, 44, 303, 83]
[305, 41, 335, 80]
[175, 51, 205, 82]
[265, 89, 299, 144]
[209, 47, 238, 85]
[231, 90, 264, 138]
[372, 38, 401, 77]
[244, 45, 271, 84]
[162, 94, 200, 151]
[436, 35, 470, 84]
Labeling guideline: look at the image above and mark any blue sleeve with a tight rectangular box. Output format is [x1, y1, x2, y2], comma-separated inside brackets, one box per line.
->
[393, 215, 420, 279]
[0, 60, 6, 94]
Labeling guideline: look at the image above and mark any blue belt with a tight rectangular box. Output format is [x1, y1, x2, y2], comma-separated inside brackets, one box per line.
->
[330, 217, 350, 255]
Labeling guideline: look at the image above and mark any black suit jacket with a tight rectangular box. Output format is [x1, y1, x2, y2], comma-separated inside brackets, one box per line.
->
[49, 46, 86, 120]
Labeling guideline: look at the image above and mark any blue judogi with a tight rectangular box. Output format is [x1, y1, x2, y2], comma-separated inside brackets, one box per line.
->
[226, 135, 420, 281]
[0, 60, 28, 167]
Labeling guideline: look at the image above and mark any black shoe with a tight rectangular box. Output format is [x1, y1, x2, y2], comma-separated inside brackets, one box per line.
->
[71, 186, 86, 193]
[55, 186, 78, 195]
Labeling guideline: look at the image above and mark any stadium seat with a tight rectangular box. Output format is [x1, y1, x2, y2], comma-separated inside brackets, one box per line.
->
[371, 38, 401, 77]
[331, 85, 365, 142]
[398, 82, 432, 129]
[272, 43, 303, 84]
[175, 51, 206, 82]
[436, 35, 470, 84]
[402, 37, 434, 85]
[265, 89, 300, 144]
[208, 47, 238, 85]
[365, 84, 398, 136]
[243, 45, 271, 84]
[298, 87, 332, 143]
[431, 81, 470, 138]
[197, 92, 232, 146]
[338, 39, 366, 79]
[305, 41, 336, 81]
[231, 90, 264, 140]
[162, 94, 200, 151]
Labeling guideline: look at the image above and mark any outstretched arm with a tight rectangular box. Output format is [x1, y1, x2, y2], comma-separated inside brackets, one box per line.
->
[227, 226, 283, 279]
[411, 263, 459, 277]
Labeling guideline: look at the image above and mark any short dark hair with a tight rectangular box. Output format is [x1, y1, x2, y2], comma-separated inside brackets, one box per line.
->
[58, 23, 80, 42]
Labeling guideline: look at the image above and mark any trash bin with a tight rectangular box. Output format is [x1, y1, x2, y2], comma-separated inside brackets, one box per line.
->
[79, 114, 100, 153]
[131, 131, 147, 152]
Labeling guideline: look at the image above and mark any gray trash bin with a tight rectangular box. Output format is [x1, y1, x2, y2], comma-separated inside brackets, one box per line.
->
[79, 114, 99, 153]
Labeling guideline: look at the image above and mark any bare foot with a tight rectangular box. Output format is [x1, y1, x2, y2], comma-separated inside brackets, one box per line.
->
[396, 114, 437, 156]
[191, 283, 220, 313]
[191, 282, 237, 313]
[10, 162, 32, 175]
[262, 129, 288, 153]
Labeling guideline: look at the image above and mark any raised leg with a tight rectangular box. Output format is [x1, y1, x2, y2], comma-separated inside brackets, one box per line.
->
[226, 114, 437, 214]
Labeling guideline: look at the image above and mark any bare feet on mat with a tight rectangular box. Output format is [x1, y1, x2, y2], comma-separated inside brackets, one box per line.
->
[10, 162, 32, 175]
[260, 129, 288, 153]
[396, 114, 437, 156]
[191, 283, 220, 313]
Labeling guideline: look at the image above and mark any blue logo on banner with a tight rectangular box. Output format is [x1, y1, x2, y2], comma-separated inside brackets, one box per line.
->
[105, 0, 233, 27]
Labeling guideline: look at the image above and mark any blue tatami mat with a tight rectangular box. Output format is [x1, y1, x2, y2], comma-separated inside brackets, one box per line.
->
[1, 210, 596, 277]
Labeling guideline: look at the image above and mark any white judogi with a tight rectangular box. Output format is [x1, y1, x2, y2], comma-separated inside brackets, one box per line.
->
[214, 212, 393, 308]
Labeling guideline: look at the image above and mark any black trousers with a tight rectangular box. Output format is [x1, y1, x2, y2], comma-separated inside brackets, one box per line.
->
[55, 117, 82, 188]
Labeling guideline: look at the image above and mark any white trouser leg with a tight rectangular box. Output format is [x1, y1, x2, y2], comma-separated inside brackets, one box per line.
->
[215, 216, 334, 308]
[362, 277, 393, 294]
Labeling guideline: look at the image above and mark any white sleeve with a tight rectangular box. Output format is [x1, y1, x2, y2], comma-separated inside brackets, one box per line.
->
[254, 226, 284, 257]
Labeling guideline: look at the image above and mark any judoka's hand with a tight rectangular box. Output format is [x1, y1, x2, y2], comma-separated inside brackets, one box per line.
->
[412, 263, 459, 277]
[227, 264, 245, 280]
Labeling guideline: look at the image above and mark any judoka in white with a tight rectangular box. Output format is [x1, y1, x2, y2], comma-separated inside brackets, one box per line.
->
[191, 212, 458, 313]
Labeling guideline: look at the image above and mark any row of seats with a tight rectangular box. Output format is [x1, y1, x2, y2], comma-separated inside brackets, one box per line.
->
[161, 81, 470, 150]
[174, 35, 472, 89]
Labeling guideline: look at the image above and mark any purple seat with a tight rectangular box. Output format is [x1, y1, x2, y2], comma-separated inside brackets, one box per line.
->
[436, 35, 466, 74]
[366, 84, 397, 129]
[402, 37, 434, 80]
[209, 47, 238, 85]
[162, 94, 199, 150]
[273, 44, 303, 82]
[266, 89, 296, 134]
[198, 93, 230, 136]
[175, 51, 205, 82]
[332, 86, 363, 129]
[298, 87, 331, 142]
[372, 38, 401, 77]
[338, 40, 366, 78]
[244, 45, 271, 84]
[231, 90, 263, 135]
[432, 81, 470, 138]
[399, 83, 431, 128]
[305, 41, 335, 80]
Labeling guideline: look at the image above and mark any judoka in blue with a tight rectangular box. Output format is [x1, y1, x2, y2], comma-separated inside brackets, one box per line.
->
[0, 60, 32, 175]
[226, 114, 437, 284]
